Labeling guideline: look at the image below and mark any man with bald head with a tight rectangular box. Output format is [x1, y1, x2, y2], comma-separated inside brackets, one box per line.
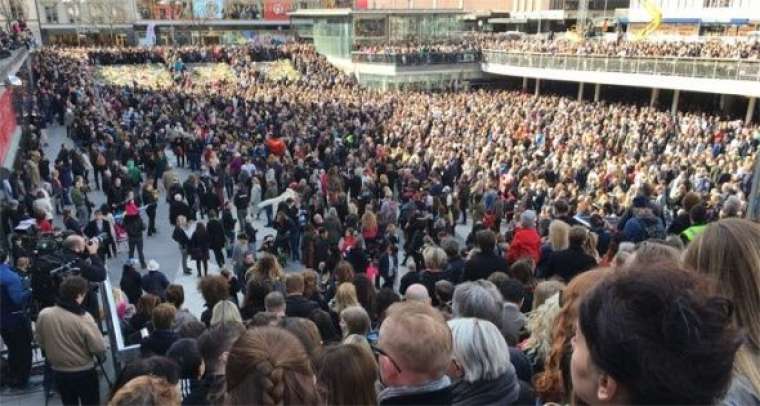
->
[377, 301, 452, 405]
[404, 283, 431, 305]
[60, 235, 107, 319]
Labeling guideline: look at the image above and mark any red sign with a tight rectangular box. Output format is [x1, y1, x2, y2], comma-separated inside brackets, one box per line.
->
[0, 90, 17, 165]
[355, 0, 368, 9]
[263, 0, 292, 20]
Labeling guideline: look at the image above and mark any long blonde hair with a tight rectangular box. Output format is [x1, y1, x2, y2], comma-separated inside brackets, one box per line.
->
[548, 220, 570, 251]
[332, 282, 359, 314]
[684, 218, 760, 395]
[360, 210, 377, 233]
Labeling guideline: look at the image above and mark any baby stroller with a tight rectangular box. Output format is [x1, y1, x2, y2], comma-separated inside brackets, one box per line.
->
[112, 210, 129, 253]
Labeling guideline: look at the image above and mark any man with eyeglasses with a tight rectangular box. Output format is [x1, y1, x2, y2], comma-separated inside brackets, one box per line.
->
[375, 301, 453, 405]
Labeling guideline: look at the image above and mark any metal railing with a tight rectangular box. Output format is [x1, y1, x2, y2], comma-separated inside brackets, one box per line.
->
[101, 277, 141, 373]
[351, 51, 482, 66]
[481, 50, 760, 82]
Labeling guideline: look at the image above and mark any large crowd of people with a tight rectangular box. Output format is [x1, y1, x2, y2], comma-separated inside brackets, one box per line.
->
[355, 34, 760, 60]
[0, 19, 34, 60]
[0, 40, 758, 406]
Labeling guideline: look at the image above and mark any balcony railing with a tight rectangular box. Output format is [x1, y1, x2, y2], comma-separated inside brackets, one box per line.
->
[351, 51, 482, 66]
[481, 50, 760, 82]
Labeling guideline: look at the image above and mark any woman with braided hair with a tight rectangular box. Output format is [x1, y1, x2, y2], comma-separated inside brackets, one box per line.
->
[225, 327, 321, 406]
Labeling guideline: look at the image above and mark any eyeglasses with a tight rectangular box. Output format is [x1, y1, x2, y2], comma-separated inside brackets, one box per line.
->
[371, 344, 402, 373]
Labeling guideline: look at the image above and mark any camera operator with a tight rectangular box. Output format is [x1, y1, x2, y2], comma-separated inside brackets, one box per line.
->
[60, 235, 107, 320]
[0, 250, 33, 389]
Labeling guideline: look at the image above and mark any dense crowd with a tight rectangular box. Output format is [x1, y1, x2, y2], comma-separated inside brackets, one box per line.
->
[355, 34, 760, 60]
[0, 19, 34, 59]
[0, 41, 758, 406]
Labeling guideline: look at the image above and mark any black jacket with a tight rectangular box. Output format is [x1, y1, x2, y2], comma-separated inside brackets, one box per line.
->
[170, 201, 192, 226]
[379, 385, 452, 406]
[207, 219, 226, 250]
[173, 226, 190, 248]
[462, 252, 509, 282]
[84, 219, 113, 244]
[284, 295, 320, 319]
[140, 329, 178, 357]
[123, 214, 145, 240]
[120, 267, 143, 304]
[541, 245, 597, 282]
[189, 229, 210, 261]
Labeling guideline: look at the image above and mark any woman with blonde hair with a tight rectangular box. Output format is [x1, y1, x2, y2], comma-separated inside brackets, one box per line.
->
[225, 327, 321, 405]
[534, 268, 610, 403]
[361, 210, 379, 241]
[537, 220, 570, 275]
[684, 218, 760, 403]
[330, 282, 359, 315]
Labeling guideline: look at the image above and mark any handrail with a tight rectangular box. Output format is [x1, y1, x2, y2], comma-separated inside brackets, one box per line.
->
[101, 276, 141, 374]
[480, 49, 760, 65]
[480, 50, 760, 82]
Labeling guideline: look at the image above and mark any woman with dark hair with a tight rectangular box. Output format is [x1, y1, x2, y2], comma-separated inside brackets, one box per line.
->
[571, 263, 741, 405]
[189, 222, 211, 277]
[225, 327, 321, 405]
[198, 275, 229, 328]
[206, 210, 226, 267]
[314, 344, 377, 406]
[352, 273, 377, 322]
[240, 278, 271, 321]
[309, 309, 341, 345]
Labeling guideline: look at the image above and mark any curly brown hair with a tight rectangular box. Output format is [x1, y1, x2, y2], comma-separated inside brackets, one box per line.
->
[198, 275, 229, 308]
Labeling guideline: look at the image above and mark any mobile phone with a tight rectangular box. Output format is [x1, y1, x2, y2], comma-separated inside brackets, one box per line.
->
[140, 328, 149, 339]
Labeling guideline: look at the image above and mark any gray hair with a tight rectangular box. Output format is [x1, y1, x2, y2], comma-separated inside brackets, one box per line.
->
[448, 318, 512, 383]
[264, 291, 285, 312]
[423, 246, 448, 270]
[452, 281, 504, 328]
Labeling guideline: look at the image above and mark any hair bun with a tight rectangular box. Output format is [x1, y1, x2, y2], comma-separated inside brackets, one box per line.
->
[663, 296, 703, 349]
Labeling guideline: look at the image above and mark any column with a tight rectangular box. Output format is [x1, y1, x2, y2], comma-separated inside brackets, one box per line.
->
[719, 94, 726, 110]
[671, 89, 680, 116]
[746, 97, 756, 125]
[594, 83, 601, 102]
[577, 82, 585, 101]
[650, 88, 660, 107]
[534, 78, 540, 96]
[522, 77, 528, 92]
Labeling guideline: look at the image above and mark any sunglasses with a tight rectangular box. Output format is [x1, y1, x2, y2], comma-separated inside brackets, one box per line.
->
[371, 344, 402, 374]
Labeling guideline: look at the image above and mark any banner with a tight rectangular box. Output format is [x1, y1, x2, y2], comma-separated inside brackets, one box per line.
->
[263, 0, 292, 20]
[0, 90, 17, 166]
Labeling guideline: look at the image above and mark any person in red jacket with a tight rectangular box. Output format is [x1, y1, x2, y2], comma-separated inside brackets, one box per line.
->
[507, 209, 541, 265]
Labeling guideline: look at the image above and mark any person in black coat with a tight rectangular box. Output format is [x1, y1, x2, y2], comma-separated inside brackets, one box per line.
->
[284, 273, 320, 319]
[189, 222, 211, 277]
[123, 200, 147, 269]
[172, 216, 192, 275]
[540, 226, 597, 282]
[120, 259, 143, 305]
[84, 209, 114, 260]
[206, 210, 226, 267]
[169, 194, 192, 226]
[140, 303, 178, 357]
[62, 208, 82, 235]
[462, 230, 509, 282]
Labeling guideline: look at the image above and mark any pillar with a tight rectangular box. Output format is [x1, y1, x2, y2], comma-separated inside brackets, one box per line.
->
[746, 97, 756, 125]
[719, 94, 726, 110]
[534, 78, 540, 96]
[522, 77, 528, 92]
[577, 82, 585, 101]
[594, 83, 601, 102]
[650, 88, 660, 107]
[671, 89, 680, 116]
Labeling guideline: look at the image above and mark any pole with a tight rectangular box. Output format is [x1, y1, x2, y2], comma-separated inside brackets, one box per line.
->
[650, 88, 660, 107]
[594, 83, 601, 102]
[522, 76, 528, 92]
[748, 150, 760, 222]
[671, 89, 680, 116]
[534, 78, 540, 96]
[746, 96, 756, 125]
[577, 82, 584, 101]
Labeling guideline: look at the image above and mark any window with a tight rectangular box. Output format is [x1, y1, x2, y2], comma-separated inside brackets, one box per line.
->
[44, 5, 58, 23]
